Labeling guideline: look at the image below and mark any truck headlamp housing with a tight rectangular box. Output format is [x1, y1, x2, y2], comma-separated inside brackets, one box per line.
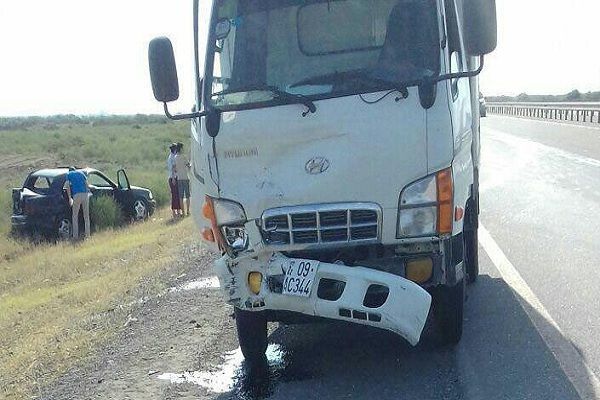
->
[397, 169, 453, 238]
[211, 198, 247, 226]
[202, 196, 249, 252]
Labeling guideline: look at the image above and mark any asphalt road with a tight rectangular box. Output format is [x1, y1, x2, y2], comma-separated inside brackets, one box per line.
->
[218, 115, 600, 400]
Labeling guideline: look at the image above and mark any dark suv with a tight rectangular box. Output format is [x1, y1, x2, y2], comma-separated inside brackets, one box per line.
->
[11, 167, 156, 239]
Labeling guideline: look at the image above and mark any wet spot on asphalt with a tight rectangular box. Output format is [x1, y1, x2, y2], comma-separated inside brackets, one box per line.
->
[169, 276, 220, 293]
[156, 344, 286, 395]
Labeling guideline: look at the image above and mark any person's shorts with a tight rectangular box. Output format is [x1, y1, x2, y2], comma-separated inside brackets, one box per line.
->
[178, 179, 191, 200]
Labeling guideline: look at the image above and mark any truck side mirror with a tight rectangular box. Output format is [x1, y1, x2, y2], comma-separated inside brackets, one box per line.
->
[462, 0, 497, 56]
[148, 37, 180, 103]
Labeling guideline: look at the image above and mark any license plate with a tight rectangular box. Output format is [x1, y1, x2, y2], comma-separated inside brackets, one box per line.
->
[281, 258, 320, 298]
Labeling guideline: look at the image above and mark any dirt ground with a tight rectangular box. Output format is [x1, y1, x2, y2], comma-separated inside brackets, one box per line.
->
[0, 154, 58, 187]
[39, 244, 240, 400]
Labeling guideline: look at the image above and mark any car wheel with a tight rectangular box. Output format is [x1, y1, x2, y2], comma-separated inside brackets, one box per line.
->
[234, 308, 267, 365]
[56, 217, 72, 240]
[132, 199, 149, 221]
[433, 278, 465, 345]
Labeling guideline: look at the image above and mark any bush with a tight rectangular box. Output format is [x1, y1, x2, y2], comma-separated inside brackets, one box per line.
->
[90, 195, 123, 231]
[0, 190, 12, 236]
[146, 175, 170, 208]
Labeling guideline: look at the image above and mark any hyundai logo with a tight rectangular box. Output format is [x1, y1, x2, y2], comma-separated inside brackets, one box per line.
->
[305, 157, 331, 175]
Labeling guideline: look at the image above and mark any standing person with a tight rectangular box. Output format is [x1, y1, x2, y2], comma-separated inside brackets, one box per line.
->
[174, 142, 191, 216]
[65, 167, 91, 239]
[167, 143, 181, 219]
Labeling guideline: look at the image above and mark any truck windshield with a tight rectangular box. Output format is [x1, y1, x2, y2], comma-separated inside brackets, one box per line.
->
[208, 0, 440, 110]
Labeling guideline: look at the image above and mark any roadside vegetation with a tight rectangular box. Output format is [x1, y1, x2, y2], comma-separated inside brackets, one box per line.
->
[0, 116, 197, 398]
[0, 209, 197, 399]
[487, 89, 600, 103]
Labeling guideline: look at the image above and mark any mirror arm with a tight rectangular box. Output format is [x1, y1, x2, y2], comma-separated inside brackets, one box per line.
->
[163, 102, 209, 120]
[433, 55, 485, 83]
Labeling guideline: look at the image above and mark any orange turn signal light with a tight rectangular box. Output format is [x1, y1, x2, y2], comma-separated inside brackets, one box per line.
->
[201, 228, 215, 242]
[436, 168, 453, 234]
[201, 196, 225, 250]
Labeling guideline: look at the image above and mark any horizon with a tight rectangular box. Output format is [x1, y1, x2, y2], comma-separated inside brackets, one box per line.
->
[1, 88, 599, 119]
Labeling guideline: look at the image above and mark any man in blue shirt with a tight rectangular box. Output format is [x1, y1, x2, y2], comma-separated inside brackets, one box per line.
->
[65, 167, 91, 239]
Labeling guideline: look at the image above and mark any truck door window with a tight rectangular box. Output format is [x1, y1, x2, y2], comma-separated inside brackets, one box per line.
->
[445, 0, 463, 100]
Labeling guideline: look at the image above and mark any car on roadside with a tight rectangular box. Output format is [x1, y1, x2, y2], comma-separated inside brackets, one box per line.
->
[11, 167, 156, 239]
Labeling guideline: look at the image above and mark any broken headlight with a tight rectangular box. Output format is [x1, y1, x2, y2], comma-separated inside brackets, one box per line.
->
[397, 169, 453, 237]
[221, 225, 249, 252]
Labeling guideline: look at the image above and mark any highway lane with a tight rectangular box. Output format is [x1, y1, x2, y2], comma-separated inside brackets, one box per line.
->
[210, 116, 600, 399]
[478, 116, 600, 397]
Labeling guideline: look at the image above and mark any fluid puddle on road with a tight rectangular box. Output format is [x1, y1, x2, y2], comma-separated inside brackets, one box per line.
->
[169, 276, 220, 293]
[156, 344, 286, 394]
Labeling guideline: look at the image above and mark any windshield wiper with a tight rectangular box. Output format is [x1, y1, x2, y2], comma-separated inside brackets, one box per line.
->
[212, 85, 317, 116]
[270, 87, 317, 117]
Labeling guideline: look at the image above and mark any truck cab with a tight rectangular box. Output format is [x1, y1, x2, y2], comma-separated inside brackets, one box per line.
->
[148, 0, 496, 364]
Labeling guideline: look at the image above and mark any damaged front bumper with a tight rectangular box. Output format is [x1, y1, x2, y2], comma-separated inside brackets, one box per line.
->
[215, 252, 432, 346]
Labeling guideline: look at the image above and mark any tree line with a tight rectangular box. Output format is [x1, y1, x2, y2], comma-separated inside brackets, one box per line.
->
[0, 114, 169, 131]
[487, 90, 600, 103]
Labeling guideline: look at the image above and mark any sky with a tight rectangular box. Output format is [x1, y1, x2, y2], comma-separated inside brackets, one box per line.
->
[0, 0, 599, 117]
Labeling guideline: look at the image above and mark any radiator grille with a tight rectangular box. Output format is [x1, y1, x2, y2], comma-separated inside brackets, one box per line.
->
[261, 204, 380, 247]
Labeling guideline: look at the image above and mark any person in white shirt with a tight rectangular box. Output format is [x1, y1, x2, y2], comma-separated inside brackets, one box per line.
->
[167, 143, 181, 219]
[174, 142, 191, 216]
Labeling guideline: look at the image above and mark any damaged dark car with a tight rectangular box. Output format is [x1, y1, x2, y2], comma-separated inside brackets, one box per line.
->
[11, 167, 156, 239]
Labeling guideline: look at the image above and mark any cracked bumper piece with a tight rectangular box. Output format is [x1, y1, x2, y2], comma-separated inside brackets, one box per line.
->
[215, 253, 432, 346]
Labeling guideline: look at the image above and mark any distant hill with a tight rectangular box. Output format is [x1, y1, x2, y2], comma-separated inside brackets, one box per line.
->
[487, 90, 600, 103]
[0, 114, 168, 131]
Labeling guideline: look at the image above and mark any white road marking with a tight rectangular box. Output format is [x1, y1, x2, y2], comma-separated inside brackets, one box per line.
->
[479, 224, 600, 400]
[488, 115, 600, 131]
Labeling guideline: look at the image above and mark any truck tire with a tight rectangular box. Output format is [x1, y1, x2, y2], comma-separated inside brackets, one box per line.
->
[234, 308, 267, 365]
[434, 279, 465, 345]
[464, 224, 479, 284]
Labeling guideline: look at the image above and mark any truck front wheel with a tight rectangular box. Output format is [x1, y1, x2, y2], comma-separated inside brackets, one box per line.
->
[234, 308, 267, 365]
[464, 225, 479, 284]
[433, 279, 465, 345]
[464, 202, 479, 284]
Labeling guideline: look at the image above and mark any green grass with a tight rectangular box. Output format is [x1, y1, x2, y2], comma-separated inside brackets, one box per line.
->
[90, 195, 123, 230]
[1, 122, 187, 168]
[0, 209, 196, 399]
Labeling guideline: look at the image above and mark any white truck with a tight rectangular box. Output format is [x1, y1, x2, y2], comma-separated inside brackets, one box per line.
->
[148, 0, 497, 364]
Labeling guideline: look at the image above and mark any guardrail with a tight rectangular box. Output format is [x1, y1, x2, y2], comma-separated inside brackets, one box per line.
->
[487, 102, 600, 124]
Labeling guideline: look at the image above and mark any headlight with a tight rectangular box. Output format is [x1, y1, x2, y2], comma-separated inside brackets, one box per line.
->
[202, 196, 248, 252]
[211, 198, 247, 226]
[397, 169, 453, 238]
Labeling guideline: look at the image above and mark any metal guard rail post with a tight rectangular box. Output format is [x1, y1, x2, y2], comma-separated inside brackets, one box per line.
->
[487, 102, 600, 124]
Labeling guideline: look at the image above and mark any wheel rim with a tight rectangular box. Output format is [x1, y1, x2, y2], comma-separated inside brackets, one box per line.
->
[58, 219, 72, 239]
[133, 200, 147, 220]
